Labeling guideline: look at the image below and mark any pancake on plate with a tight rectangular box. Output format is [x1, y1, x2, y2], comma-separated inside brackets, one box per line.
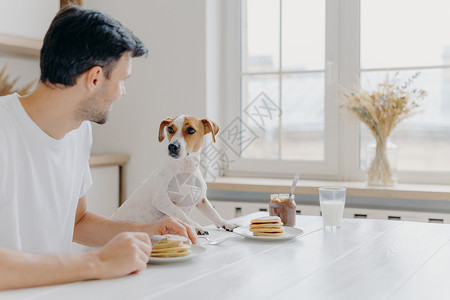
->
[249, 216, 284, 237]
[150, 234, 191, 257]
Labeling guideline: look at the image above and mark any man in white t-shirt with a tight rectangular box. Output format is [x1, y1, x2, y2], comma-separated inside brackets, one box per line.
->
[0, 5, 197, 290]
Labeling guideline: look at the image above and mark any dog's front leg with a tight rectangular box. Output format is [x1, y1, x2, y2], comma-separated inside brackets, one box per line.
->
[196, 198, 239, 232]
[155, 197, 209, 235]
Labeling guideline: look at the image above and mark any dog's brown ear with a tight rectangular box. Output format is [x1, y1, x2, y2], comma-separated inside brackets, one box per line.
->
[202, 118, 219, 143]
[158, 117, 174, 142]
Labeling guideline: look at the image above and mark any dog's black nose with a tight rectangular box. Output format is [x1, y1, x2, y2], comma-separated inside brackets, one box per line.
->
[168, 143, 180, 154]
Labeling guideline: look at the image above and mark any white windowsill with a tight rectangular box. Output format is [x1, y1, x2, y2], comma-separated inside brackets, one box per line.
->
[206, 177, 450, 202]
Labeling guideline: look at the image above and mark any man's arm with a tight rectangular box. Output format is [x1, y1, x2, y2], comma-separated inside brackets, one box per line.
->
[0, 231, 151, 290]
[73, 196, 198, 247]
[0, 196, 198, 291]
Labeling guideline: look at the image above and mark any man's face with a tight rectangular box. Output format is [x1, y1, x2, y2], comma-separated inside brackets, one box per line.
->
[78, 52, 132, 124]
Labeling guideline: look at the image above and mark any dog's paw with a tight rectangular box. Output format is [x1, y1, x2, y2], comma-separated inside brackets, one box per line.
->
[216, 221, 239, 232]
[196, 228, 209, 235]
[192, 222, 209, 235]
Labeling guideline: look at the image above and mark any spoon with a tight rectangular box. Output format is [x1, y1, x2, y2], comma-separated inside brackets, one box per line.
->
[289, 173, 301, 198]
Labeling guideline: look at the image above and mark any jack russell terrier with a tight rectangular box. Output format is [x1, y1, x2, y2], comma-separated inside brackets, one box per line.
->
[112, 115, 238, 235]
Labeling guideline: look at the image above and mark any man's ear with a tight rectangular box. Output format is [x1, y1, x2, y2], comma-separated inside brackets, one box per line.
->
[158, 118, 174, 142]
[202, 118, 219, 143]
[85, 66, 103, 92]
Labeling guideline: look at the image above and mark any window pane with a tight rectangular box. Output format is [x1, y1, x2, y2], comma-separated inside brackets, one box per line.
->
[281, 73, 324, 160]
[241, 0, 280, 73]
[359, 69, 450, 172]
[361, 0, 450, 69]
[241, 75, 280, 159]
[281, 0, 325, 71]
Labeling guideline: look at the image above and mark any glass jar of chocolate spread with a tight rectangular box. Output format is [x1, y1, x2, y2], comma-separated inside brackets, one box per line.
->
[269, 193, 296, 227]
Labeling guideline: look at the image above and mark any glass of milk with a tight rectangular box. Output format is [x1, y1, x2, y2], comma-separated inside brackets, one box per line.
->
[319, 187, 346, 230]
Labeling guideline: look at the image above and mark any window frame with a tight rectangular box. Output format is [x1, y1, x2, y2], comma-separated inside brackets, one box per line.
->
[222, 0, 450, 185]
[224, 0, 343, 179]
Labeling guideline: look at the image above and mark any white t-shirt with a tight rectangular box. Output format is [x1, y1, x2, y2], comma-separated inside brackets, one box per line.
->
[0, 93, 92, 254]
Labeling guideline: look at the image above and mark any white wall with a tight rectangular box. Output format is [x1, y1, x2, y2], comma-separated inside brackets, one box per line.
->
[84, 0, 216, 197]
[206, 0, 225, 125]
[0, 0, 59, 39]
[0, 0, 57, 90]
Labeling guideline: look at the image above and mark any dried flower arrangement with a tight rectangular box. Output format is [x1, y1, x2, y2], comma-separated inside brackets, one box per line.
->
[0, 64, 36, 97]
[341, 72, 427, 185]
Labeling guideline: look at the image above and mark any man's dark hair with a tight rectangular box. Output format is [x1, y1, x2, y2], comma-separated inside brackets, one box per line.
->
[40, 5, 148, 86]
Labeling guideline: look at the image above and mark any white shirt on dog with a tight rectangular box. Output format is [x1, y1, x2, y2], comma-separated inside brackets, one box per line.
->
[0, 94, 92, 254]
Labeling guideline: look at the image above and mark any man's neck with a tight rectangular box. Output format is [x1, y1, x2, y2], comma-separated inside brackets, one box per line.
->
[19, 83, 85, 140]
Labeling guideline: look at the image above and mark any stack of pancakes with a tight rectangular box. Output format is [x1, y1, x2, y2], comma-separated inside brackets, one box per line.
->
[249, 216, 284, 237]
[150, 234, 191, 258]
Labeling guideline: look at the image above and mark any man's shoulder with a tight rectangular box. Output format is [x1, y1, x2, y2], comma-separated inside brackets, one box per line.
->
[0, 93, 18, 109]
[0, 94, 19, 127]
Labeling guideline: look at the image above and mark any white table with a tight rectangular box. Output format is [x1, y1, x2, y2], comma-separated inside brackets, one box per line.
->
[1, 212, 450, 300]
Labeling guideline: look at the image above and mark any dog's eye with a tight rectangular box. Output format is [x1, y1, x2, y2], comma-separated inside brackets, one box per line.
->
[187, 127, 196, 134]
[168, 127, 174, 134]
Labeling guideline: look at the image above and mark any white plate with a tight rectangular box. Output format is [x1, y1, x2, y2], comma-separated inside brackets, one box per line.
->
[148, 245, 206, 264]
[233, 226, 303, 241]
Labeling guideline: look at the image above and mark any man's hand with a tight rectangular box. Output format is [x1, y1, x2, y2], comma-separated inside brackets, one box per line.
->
[0, 231, 152, 290]
[140, 217, 199, 245]
[91, 232, 152, 279]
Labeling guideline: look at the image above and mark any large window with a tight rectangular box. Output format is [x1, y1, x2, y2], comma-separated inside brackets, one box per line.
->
[223, 0, 450, 184]
[241, 0, 325, 162]
[360, 0, 450, 174]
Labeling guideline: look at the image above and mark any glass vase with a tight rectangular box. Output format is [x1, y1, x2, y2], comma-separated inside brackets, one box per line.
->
[366, 138, 397, 186]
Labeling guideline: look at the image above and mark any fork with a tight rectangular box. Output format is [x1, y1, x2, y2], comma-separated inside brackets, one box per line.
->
[198, 236, 231, 245]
